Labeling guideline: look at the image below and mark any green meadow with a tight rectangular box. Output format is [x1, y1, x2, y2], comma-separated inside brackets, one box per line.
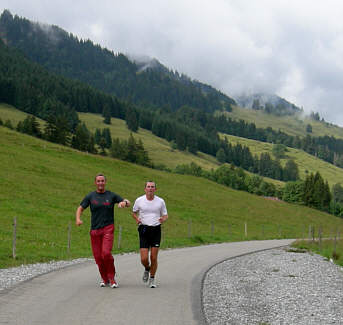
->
[3, 104, 343, 188]
[223, 105, 343, 139]
[1, 125, 343, 268]
[78, 112, 220, 170]
[222, 133, 343, 187]
[293, 238, 343, 267]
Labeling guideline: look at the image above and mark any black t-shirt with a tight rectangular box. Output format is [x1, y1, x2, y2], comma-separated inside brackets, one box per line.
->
[80, 190, 123, 230]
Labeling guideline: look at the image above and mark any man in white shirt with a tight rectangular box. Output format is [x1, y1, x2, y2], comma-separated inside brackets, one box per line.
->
[132, 181, 168, 288]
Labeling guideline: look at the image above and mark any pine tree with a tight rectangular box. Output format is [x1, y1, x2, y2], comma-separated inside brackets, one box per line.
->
[216, 148, 226, 164]
[102, 128, 112, 148]
[125, 106, 139, 132]
[283, 159, 299, 181]
[103, 104, 111, 124]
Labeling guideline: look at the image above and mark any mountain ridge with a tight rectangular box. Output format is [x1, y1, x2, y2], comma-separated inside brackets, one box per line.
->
[0, 9, 235, 113]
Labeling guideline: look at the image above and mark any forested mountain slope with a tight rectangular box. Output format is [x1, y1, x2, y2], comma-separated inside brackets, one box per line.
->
[0, 9, 235, 113]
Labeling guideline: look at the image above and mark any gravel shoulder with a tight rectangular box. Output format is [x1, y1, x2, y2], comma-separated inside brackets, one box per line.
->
[0, 258, 92, 291]
[203, 247, 343, 325]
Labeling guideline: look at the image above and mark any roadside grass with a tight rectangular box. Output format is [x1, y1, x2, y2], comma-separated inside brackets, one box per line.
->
[2, 126, 343, 268]
[223, 105, 343, 139]
[292, 238, 343, 267]
[221, 133, 343, 186]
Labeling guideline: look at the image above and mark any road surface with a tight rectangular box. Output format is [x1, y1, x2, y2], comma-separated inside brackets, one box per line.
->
[0, 239, 293, 324]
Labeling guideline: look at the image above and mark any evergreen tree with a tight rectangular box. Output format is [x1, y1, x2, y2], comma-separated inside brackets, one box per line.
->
[282, 181, 304, 203]
[332, 183, 343, 204]
[102, 128, 112, 148]
[103, 104, 111, 124]
[216, 148, 226, 164]
[283, 159, 299, 181]
[94, 128, 102, 144]
[125, 106, 139, 132]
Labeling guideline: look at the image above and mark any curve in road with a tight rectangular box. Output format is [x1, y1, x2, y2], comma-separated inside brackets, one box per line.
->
[0, 239, 293, 325]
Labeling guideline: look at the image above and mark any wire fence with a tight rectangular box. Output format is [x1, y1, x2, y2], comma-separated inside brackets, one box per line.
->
[8, 216, 343, 261]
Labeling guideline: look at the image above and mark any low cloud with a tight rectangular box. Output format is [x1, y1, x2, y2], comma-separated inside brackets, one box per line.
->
[3, 0, 343, 125]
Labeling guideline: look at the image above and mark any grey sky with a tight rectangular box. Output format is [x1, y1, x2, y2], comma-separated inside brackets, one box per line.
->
[2, 0, 343, 126]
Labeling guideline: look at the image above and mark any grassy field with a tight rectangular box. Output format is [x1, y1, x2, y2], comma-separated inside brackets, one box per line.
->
[292, 238, 343, 267]
[78, 112, 220, 170]
[0, 104, 220, 171]
[222, 105, 343, 139]
[0, 103, 46, 127]
[1, 125, 343, 269]
[2, 103, 343, 187]
[222, 133, 343, 187]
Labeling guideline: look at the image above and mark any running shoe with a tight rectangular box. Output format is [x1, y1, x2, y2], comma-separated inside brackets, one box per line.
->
[142, 270, 149, 283]
[149, 277, 156, 288]
[110, 279, 118, 288]
[100, 281, 109, 287]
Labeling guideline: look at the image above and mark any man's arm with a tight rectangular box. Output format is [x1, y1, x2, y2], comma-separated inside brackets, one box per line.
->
[159, 214, 168, 224]
[132, 211, 141, 224]
[76, 206, 84, 226]
[118, 199, 131, 208]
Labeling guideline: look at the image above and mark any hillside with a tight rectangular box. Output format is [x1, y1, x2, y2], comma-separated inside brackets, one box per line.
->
[3, 103, 343, 189]
[0, 103, 219, 170]
[222, 133, 343, 187]
[1, 125, 343, 269]
[223, 105, 343, 139]
[0, 9, 235, 113]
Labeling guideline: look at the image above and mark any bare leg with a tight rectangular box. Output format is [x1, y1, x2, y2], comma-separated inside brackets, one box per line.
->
[150, 247, 159, 277]
[140, 248, 150, 270]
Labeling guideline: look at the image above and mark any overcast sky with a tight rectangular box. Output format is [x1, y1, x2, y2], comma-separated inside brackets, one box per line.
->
[2, 1, 343, 126]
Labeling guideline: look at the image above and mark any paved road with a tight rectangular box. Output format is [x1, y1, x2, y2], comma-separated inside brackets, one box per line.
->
[0, 239, 293, 325]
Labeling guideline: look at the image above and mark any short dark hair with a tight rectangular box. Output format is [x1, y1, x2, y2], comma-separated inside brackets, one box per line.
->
[145, 180, 156, 188]
[95, 173, 106, 181]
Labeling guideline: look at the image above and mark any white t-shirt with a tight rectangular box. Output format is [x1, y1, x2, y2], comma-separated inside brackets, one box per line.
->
[132, 195, 168, 226]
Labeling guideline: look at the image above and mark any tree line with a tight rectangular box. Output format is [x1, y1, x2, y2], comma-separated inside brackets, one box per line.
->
[173, 161, 343, 218]
[3, 115, 343, 218]
[4, 114, 152, 168]
[0, 9, 235, 113]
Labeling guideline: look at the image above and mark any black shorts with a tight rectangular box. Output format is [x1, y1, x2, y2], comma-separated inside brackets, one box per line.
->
[138, 224, 161, 248]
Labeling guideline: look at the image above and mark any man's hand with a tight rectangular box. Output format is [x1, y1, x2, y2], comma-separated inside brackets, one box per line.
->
[132, 212, 141, 224]
[118, 199, 130, 208]
[159, 215, 168, 224]
[75, 206, 84, 226]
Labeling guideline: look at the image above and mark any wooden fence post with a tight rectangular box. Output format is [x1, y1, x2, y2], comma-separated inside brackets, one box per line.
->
[188, 219, 192, 238]
[308, 225, 312, 240]
[244, 222, 247, 238]
[333, 234, 337, 259]
[67, 221, 72, 254]
[13, 217, 17, 259]
[117, 225, 122, 249]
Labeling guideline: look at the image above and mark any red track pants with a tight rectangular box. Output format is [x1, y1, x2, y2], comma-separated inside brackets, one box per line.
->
[90, 224, 115, 282]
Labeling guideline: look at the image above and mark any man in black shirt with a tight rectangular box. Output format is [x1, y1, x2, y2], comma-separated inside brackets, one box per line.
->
[76, 173, 130, 288]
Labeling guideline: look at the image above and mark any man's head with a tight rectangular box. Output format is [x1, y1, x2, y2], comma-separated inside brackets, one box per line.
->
[95, 173, 107, 193]
[145, 181, 156, 199]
